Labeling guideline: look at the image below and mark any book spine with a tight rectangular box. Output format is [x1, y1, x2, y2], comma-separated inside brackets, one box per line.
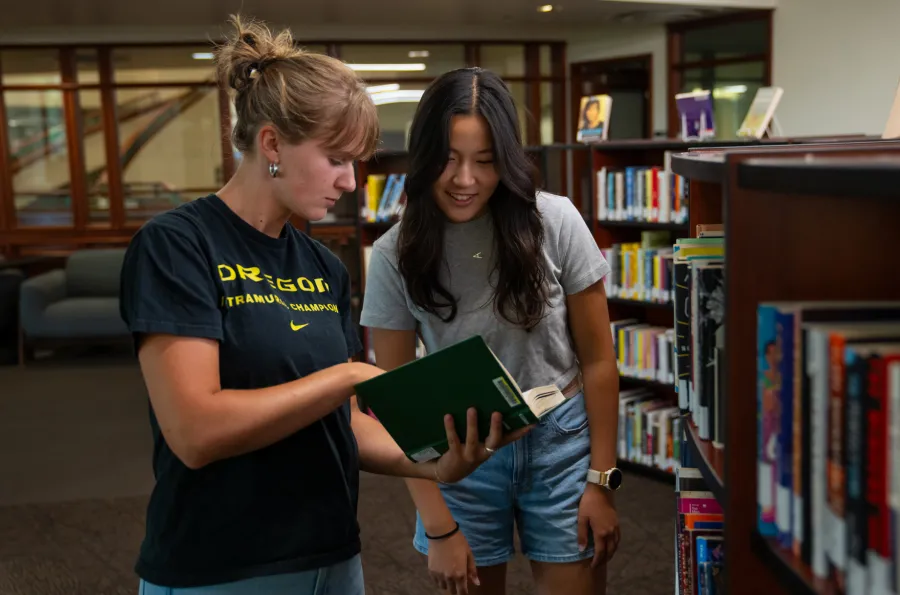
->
[808, 329, 831, 579]
[675, 261, 691, 410]
[827, 334, 848, 590]
[888, 363, 900, 595]
[865, 355, 891, 594]
[757, 304, 779, 537]
[844, 347, 869, 594]
[797, 324, 811, 563]
[776, 309, 796, 548]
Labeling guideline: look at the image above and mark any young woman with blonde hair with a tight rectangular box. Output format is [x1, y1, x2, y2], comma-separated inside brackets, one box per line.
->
[121, 17, 520, 595]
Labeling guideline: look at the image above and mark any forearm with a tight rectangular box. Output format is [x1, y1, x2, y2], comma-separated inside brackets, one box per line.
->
[166, 361, 375, 468]
[365, 327, 457, 533]
[583, 358, 620, 471]
[350, 403, 457, 533]
[350, 399, 435, 480]
[407, 478, 458, 534]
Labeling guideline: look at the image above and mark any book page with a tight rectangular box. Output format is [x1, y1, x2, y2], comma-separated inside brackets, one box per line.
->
[523, 385, 567, 418]
[487, 343, 566, 417]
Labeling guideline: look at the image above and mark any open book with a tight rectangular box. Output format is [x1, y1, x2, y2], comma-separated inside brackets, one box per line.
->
[354, 335, 568, 462]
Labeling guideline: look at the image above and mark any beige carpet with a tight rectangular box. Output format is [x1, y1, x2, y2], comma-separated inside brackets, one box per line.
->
[0, 356, 675, 594]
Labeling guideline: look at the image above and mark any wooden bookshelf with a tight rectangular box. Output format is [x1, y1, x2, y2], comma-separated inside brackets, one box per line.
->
[671, 138, 900, 595]
[751, 532, 837, 595]
[684, 421, 725, 503]
[606, 297, 672, 310]
[590, 139, 736, 455]
[618, 374, 676, 391]
[596, 220, 689, 231]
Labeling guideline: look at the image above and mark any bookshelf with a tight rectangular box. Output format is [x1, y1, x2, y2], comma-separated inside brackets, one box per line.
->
[684, 421, 725, 504]
[589, 138, 758, 482]
[670, 139, 900, 595]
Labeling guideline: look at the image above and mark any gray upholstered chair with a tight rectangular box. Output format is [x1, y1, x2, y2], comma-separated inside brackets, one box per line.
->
[19, 248, 130, 362]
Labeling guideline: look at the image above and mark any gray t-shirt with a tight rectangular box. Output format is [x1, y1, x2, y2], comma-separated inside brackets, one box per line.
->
[359, 191, 611, 393]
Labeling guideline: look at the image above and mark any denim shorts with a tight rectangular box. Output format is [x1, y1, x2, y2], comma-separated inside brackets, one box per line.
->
[137, 554, 364, 595]
[414, 392, 594, 567]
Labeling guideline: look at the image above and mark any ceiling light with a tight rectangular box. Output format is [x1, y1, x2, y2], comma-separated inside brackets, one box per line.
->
[192, 52, 215, 60]
[369, 90, 425, 105]
[408, 50, 430, 58]
[538, 4, 554, 12]
[346, 63, 426, 72]
[366, 83, 401, 94]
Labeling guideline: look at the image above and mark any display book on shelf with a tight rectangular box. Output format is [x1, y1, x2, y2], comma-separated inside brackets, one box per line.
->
[669, 136, 900, 595]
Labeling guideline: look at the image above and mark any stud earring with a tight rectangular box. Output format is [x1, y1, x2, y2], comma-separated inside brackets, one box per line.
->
[268, 162, 279, 178]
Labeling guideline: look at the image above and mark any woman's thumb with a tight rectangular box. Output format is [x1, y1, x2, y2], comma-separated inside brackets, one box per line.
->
[468, 551, 480, 586]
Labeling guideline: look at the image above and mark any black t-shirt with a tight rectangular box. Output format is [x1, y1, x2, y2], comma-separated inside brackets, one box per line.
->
[119, 194, 363, 588]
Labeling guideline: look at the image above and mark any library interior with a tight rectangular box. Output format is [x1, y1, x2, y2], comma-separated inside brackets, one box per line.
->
[1, 0, 899, 594]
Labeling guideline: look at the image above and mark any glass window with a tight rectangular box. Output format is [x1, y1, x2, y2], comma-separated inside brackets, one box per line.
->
[481, 45, 525, 77]
[505, 82, 529, 142]
[112, 46, 218, 84]
[78, 89, 110, 224]
[1, 49, 61, 85]
[681, 61, 766, 140]
[75, 49, 101, 85]
[368, 82, 428, 151]
[115, 85, 222, 222]
[5, 90, 72, 227]
[339, 44, 464, 80]
[681, 18, 768, 63]
[540, 45, 552, 77]
[540, 82, 554, 145]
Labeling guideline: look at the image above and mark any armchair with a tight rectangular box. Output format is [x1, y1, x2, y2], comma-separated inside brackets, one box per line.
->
[19, 248, 130, 362]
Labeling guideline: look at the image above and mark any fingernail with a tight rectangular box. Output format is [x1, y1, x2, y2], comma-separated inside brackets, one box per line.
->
[578, 543, 586, 552]
[474, 577, 481, 586]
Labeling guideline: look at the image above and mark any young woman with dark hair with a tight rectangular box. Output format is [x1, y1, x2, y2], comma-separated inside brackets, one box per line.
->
[119, 18, 515, 595]
[361, 67, 623, 595]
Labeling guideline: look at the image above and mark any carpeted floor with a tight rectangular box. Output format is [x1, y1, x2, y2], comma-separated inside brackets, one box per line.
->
[0, 353, 675, 595]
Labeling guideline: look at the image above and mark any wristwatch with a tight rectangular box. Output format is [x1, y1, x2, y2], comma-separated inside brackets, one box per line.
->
[586, 467, 623, 491]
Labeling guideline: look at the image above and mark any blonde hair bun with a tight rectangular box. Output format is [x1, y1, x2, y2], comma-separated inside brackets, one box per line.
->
[214, 14, 380, 160]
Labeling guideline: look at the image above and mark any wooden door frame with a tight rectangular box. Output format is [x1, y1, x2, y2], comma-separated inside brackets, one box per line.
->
[569, 53, 654, 140]
[666, 9, 774, 138]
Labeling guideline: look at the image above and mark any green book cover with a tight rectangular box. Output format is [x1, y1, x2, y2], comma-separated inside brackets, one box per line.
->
[354, 335, 566, 462]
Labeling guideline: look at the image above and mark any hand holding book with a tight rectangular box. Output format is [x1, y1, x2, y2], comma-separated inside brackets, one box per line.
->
[355, 336, 565, 465]
[433, 407, 534, 483]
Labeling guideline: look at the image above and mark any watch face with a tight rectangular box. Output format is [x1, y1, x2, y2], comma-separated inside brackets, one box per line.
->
[607, 468, 623, 490]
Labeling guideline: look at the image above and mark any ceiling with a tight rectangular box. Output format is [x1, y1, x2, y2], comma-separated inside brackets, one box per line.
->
[0, 0, 749, 33]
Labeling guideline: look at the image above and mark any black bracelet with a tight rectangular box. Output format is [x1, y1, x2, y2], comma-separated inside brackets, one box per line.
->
[424, 522, 460, 541]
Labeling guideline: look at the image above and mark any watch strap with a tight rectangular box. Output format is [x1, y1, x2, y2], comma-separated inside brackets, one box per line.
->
[586, 467, 622, 490]
[586, 468, 606, 486]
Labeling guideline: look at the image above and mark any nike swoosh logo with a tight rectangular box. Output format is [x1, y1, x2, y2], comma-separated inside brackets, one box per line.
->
[473, 252, 483, 259]
[290, 322, 309, 331]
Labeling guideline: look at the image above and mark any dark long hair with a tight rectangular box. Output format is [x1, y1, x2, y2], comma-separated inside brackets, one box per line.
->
[397, 67, 549, 331]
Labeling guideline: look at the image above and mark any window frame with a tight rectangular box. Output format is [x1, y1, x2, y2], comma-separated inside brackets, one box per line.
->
[0, 39, 565, 256]
[666, 10, 773, 138]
